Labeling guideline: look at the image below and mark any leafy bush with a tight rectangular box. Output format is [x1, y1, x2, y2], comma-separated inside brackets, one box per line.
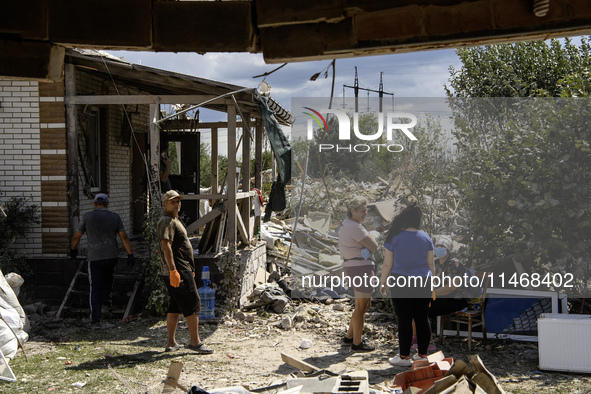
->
[0, 197, 40, 278]
[141, 203, 168, 315]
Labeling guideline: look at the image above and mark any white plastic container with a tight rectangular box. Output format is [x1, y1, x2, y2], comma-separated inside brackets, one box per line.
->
[538, 313, 591, 373]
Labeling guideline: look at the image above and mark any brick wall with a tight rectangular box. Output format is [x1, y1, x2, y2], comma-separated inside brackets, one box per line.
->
[1, 66, 151, 259]
[73, 68, 150, 254]
[237, 242, 267, 306]
[0, 80, 43, 256]
[39, 80, 68, 255]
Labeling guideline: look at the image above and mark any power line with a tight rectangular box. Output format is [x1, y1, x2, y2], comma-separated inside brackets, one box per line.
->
[343, 67, 394, 112]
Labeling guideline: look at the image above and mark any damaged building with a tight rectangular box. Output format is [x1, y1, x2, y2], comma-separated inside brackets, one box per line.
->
[0, 48, 293, 315]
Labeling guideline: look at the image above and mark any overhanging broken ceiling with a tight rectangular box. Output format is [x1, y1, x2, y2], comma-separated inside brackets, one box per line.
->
[2, 0, 591, 81]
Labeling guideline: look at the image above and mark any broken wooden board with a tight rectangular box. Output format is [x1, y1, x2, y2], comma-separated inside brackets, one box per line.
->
[236, 206, 249, 244]
[280, 353, 319, 373]
[162, 360, 186, 393]
[186, 207, 223, 234]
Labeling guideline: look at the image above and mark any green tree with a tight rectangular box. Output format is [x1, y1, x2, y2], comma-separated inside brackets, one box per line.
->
[250, 150, 273, 179]
[200, 143, 212, 187]
[447, 38, 591, 295]
[307, 112, 394, 182]
[392, 115, 457, 236]
[167, 141, 180, 175]
[447, 38, 591, 98]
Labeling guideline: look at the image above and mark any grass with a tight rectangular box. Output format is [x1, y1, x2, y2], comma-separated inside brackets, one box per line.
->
[5, 317, 204, 393]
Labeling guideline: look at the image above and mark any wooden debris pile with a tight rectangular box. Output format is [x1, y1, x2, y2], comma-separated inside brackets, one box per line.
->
[162, 352, 508, 394]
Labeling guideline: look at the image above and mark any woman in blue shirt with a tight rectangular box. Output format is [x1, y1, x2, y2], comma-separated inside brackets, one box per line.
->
[379, 203, 435, 366]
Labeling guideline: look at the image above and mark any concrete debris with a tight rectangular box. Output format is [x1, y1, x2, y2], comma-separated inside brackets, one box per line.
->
[299, 339, 312, 349]
[234, 311, 257, 323]
[318, 253, 341, 268]
[234, 311, 247, 321]
[280, 315, 293, 330]
[302, 211, 332, 235]
[243, 283, 291, 313]
[261, 178, 400, 304]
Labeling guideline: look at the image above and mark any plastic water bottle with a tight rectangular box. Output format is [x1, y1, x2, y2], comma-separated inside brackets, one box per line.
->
[198, 267, 215, 320]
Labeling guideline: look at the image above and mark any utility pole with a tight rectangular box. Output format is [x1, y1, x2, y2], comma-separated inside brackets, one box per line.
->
[344, 68, 394, 113]
[379, 72, 384, 113]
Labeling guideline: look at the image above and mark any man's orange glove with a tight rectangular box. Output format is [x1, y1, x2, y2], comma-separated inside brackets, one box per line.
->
[170, 270, 181, 287]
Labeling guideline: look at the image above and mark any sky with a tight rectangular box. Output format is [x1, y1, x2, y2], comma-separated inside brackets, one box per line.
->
[109, 36, 584, 157]
[109, 36, 586, 114]
[108, 47, 463, 155]
[109, 48, 463, 117]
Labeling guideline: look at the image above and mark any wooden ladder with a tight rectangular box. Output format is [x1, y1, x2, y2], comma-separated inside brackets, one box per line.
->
[56, 260, 141, 320]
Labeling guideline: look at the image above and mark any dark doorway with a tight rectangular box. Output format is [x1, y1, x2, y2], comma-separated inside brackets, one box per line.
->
[161, 132, 201, 225]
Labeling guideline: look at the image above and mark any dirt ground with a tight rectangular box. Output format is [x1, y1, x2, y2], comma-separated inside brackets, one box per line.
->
[6, 298, 591, 394]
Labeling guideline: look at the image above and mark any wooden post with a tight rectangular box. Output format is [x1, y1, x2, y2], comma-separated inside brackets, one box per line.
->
[227, 102, 237, 249]
[211, 127, 218, 194]
[149, 104, 161, 202]
[241, 113, 251, 242]
[254, 118, 263, 234]
[65, 63, 80, 242]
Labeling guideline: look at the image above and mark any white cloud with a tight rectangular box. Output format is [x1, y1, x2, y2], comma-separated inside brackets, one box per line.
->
[110, 49, 463, 112]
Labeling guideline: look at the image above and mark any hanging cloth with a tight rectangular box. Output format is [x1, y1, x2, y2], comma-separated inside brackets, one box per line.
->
[257, 96, 292, 217]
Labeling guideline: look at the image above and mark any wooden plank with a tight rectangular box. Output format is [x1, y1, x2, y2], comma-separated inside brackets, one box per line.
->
[241, 112, 251, 240]
[160, 120, 250, 130]
[296, 160, 304, 175]
[185, 207, 223, 234]
[280, 353, 319, 372]
[242, 113, 251, 193]
[236, 205, 249, 244]
[149, 104, 161, 197]
[211, 127, 218, 194]
[227, 102, 237, 247]
[181, 191, 256, 200]
[65, 94, 220, 105]
[254, 118, 263, 233]
[254, 118, 263, 191]
[64, 63, 80, 238]
[162, 361, 186, 393]
[122, 278, 141, 321]
[216, 211, 227, 253]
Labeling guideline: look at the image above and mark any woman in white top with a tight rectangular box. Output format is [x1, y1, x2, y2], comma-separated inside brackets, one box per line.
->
[338, 196, 379, 352]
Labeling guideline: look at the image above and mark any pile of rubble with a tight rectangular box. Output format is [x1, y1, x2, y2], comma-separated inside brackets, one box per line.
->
[389, 352, 508, 393]
[163, 350, 508, 394]
[287, 175, 397, 222]
[254, 172, 473, 304]
[259, 193, 398, 300]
